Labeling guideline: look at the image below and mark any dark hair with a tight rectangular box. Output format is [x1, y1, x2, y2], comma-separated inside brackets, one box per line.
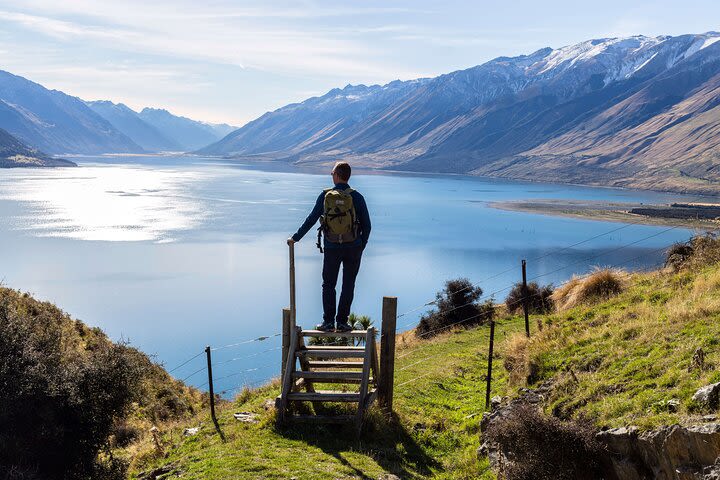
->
[333, 162, 351, 181]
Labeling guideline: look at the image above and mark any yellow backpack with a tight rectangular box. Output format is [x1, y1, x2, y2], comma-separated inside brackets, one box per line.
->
[316, 188, 359, 250]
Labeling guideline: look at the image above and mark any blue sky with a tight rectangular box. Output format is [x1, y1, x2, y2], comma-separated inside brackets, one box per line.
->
[0, 0, 718, 126]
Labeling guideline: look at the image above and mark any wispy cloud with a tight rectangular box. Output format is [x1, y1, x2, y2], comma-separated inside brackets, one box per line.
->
[0, 4, 427, 80]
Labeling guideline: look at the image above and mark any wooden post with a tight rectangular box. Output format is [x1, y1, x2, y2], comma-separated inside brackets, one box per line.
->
[281, 308, 291, 380]
[522, 259, 530, 337]
[378, 296, 397, 412]
[205, 346, 217, 423]
[485, 320, 495, 409]
[289, 242, 297, 329]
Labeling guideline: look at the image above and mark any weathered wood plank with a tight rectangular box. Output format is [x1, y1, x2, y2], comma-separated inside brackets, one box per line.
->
[300, 345, 365, 351]
[296, 349, 365, 359]
[287, 391, 361, 402]
[301, 330, 368, 338]
[378, 296, 397, 411]
[292, 371, 364, 382]
[278, 325, 299, 424]
[307, 361, 364, 369]
[355, 328, 374, 433]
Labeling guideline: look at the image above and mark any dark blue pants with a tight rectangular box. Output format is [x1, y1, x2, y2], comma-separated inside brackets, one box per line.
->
[322, 245, 363, 326]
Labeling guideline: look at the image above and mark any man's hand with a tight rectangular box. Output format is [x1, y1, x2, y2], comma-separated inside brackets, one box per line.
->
[287, 237, 296, 246]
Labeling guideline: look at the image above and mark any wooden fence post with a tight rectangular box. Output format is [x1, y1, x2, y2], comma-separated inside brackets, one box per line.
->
[522, 259, 530, 337]
[378, 296, 397, 412]
[281, 308, 291, 380]
[205, 346, 217, 423]
[485, 320, 495, 408]
[289, 242, 297, 330]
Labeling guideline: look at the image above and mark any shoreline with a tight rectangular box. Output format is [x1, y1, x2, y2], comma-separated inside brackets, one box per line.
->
[490, 199, 720, 230]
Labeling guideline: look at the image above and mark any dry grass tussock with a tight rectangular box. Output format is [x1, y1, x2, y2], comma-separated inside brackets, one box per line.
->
[552, 268, 628, 312]
[503, 332, 532, 385]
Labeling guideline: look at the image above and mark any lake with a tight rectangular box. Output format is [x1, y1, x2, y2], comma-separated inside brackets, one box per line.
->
[0, 155, 700, 394]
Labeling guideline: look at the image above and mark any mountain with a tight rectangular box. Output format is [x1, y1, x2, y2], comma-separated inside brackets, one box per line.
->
[0, 70, 143, 155]
[85, 100, 182, 152]
[0, 127, 75, 167]
[199, 32, 720, 194]
[138, 108, 232, 151]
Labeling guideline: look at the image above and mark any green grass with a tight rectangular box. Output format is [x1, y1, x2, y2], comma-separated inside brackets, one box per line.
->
[127, 319, 526, 479]
[515, 264, 720, 430]
[127, 258, 720, 478]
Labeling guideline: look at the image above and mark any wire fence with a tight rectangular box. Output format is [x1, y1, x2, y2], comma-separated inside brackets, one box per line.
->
[166, 218, 714, 403]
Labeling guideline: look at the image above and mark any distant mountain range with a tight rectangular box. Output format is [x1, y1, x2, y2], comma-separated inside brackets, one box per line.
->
[199, 32, 720, 194]
[0, 70, 235, 156]
[0, 127, 75, 167]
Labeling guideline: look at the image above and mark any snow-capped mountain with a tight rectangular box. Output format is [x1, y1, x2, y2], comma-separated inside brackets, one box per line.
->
[201, 32, 720, 193]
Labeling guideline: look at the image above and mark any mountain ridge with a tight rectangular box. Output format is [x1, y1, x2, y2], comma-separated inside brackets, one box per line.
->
[201, 32, 720, 194]
[0, 70, 144, 155]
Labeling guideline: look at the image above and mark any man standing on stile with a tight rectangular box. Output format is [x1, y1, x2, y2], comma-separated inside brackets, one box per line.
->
[287, 161, 371, 332]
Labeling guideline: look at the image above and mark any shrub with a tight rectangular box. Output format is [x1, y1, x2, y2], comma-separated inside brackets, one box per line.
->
[0, 288, 145, 479]
[505, 282, 554, 315]
[484, 404, 607, 480]
[665, 233, 720, 271]
[416, 278, 494, 338]
[552, 268, 626, 311]
[665, 241, 695, 271]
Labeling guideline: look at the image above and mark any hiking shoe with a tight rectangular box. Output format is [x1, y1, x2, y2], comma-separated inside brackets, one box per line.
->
[316, 322, 334, 332]
[335, 322, 352, 332]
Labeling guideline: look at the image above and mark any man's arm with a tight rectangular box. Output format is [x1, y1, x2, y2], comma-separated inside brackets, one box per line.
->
[355, 193, 371, 247]
[291, 192, 325, 242]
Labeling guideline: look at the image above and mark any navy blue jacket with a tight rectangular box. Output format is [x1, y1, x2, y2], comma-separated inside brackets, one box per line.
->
[292, 183, 371, 249]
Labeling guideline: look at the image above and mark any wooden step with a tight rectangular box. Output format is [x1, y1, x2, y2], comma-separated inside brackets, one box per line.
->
[302, 329, 368, 338]
[287, 390, 361, 402]
[286, 414, 356, 424]
[307, 361, 364, 369]
[296, 348, 365, 359]
[292, 371, 365, 383]
[301, 345, 365, 351]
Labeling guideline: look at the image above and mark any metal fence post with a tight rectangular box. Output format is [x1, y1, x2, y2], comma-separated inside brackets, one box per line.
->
[485, 320, 495, 409]
[205, 345, 217, 424]
[522, 259, 530, 337]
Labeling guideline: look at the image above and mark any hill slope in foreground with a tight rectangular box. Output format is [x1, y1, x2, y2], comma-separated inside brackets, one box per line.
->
[127, 237, 720, 479]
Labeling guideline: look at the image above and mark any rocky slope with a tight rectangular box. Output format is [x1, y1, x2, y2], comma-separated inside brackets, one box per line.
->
[0, 127, 75, 167]
[201, 32, 720, 194]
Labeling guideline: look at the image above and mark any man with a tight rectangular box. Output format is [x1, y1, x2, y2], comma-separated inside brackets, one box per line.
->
[287, 161, 371, 332]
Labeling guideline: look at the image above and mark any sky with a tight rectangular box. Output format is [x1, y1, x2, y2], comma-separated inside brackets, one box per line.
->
[0, 0, 718, 126]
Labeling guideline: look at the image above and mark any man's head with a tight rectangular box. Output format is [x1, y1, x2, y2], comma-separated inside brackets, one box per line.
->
[331, 161, 351, 184]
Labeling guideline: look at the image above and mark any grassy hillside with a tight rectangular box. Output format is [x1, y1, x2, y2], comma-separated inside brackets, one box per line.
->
[128, 236, 720, 479]
[507, 260, 720, 430]
[127, 319, 526, 479]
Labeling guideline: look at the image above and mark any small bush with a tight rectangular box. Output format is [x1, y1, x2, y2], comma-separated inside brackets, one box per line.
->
[416, 278, 494, 338]
[665, 241, 695, 271]
[552, 268, 626, 311]
[484, 404, 607, 480]
[505, 282, 554, 315]
[665, 233, 720, 271]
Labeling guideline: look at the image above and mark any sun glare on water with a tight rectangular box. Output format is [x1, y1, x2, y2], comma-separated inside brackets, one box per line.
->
[0, 165, 208, 242]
